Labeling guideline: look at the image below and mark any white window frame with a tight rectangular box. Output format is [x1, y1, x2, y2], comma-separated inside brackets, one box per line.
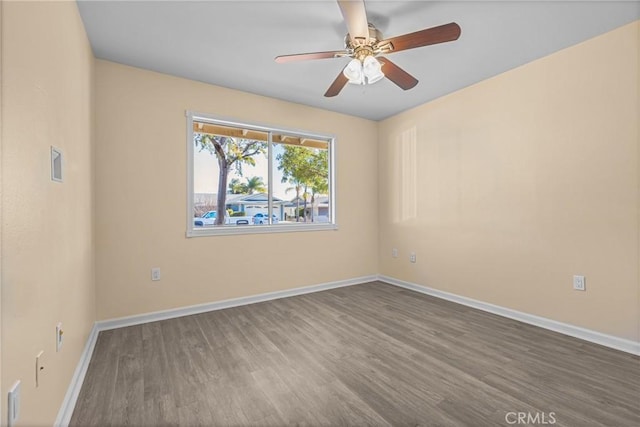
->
[186, 111, 337, 237]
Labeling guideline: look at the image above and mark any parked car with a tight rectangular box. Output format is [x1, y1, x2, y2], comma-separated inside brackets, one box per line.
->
[193, 211, 230, 226]
[252, 213, 279, 225]
[194, 211, 255, 226]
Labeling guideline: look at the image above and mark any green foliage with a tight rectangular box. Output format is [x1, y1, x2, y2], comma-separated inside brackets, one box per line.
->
[277, 146, 313, 186]
[231, 211, 245, 217]
[277, 145, 329, 222]
[228, 176, 266, 195]
[244, 176, 266, 194]
[277, 146, 328, 189]
[228, 178, 245, 194]
[195, 135, 267, 175]
[309, 149, 329, 195]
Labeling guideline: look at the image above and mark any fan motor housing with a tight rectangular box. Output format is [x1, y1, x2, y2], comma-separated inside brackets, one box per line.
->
[345, 24, 383, 50]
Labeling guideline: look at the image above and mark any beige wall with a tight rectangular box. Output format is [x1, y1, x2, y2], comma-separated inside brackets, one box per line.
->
[94, 60, 378, 320]
[378, 21, 639, 342]
[1, 1, 95, 426]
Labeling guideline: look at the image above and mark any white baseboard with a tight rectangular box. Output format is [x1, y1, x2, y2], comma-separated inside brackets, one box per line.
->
[54, 323, 99, 427]
[97, 275, 377, 331]
[378, 275, 640, 356]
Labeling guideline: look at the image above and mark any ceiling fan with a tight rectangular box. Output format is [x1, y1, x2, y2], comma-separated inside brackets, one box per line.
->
[275, 0, 461, 97]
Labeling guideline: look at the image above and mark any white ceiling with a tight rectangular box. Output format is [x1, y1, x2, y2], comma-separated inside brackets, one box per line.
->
[77, 1, 639, 121]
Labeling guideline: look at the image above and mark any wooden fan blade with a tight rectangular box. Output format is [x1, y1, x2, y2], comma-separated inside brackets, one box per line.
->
[380, 58, 418, 90]
[337, 0, 369, 44]
[275, 50, 348, 63]
[379, 22, 461, 54]
[324, 67, 349, 97]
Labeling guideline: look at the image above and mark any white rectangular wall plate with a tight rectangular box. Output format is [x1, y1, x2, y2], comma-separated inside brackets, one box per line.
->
[573, 275, 586, 291]
[36, 351, 44, 387]
[51, 146, 63, 182]
[151, 268, 161, 281]
[56, 322, 64, 352]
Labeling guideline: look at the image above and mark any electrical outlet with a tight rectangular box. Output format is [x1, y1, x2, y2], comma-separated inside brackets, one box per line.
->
[56, 322, 64, 352]
[8, 381, 21, 427]
[392, 248, 398, 258]
[573, 275, 586, 291]
[409, 252, 416, 263]
[151, 268, 161, 281]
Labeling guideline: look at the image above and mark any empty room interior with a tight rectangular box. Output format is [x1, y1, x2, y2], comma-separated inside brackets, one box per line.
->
[1, 0, 639, 426]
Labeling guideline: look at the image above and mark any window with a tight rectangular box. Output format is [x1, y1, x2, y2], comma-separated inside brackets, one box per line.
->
[187, 112, 336, 236]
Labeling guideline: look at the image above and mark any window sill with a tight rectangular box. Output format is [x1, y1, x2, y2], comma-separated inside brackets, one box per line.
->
[186, 223, 338, 238]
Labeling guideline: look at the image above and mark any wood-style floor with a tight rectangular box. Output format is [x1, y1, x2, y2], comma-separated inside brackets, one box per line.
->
[70, 282, 640, 426]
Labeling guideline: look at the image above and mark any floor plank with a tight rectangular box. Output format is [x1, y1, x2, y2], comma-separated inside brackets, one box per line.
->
[70, 282, 640, 426]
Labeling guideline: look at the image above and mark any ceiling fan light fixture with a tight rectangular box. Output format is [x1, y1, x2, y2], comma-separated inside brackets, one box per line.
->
[343, 58, 364, 84]
[366, 72, 384, 84]
[363, 55, 384, 84]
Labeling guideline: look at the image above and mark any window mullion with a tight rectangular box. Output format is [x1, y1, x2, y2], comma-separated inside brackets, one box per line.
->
[267, 131, 273, 225]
